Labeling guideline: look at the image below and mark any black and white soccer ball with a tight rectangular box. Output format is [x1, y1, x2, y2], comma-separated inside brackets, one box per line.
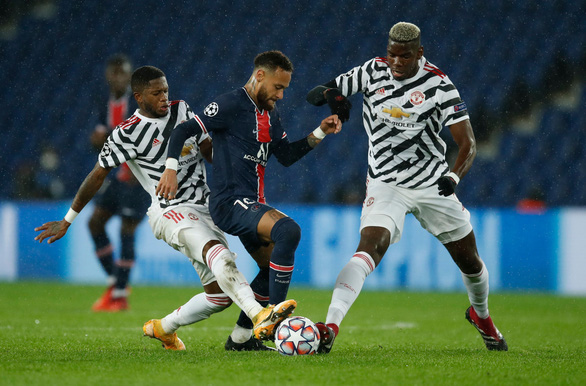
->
[274, 316, 320, 356]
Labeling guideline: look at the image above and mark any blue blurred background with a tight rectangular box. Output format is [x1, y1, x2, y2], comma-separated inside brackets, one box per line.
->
[1, 0, 586, 294]
[2, 0, 585, 206]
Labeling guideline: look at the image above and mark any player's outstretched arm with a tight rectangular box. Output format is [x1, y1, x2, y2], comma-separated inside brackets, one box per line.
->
[34, 162, 111, 243]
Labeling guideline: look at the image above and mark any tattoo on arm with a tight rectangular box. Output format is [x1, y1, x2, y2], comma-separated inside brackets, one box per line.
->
[307, 135, 321, 148]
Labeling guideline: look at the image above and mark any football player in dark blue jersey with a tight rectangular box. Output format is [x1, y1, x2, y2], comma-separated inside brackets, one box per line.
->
[157, 51, 341, 345]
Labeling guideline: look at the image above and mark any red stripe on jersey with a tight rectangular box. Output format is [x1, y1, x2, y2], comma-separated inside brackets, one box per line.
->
[194, 115, 208, 134]
[255, 109, 271, 143]
[256, 163, 266, 204]
[108, 98, 128, 128]
[169, 100, 181, 106]
[425, 63, 446, 77]
[118, 115, 140, 130]
[424, 64, 446, 78]
[269, 262, 294, 272]
[375, 56, 389, 64]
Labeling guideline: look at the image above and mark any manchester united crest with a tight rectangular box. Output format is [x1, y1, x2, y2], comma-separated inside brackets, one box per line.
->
[409, 90, 425, 106]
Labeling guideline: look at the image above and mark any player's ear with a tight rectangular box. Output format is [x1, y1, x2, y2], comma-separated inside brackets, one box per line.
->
[417, 46, 424, 59]
[255, 69, 265, 82]
[133, 91, 142, 104]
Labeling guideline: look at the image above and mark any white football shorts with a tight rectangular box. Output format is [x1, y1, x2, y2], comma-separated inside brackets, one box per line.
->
[360, 179, 473, 245]
[148, 204, 228, 286]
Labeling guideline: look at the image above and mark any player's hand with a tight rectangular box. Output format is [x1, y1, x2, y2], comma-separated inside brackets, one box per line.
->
[156, 168, 178, 200]
[437, 174, 458, 196]
[34, 220, 71, 244]
[325, 89, 351, 122]
[320, 115, 342, 135]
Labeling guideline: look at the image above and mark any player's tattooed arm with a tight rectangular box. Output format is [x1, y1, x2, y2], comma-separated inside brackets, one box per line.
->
[307, 115, 342, 147]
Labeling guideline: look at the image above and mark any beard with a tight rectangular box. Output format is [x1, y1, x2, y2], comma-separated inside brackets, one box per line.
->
[256, 86, 275, 111]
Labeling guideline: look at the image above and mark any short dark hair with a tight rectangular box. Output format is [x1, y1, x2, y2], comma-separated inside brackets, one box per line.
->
[131, 66, 165, 93]
[388, 22, 421, 47]
[107, 53, 132, 68]
[254, 50, 294, 73]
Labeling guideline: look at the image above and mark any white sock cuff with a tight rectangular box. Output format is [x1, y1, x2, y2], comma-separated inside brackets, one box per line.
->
[462, 263, 487, 280]
[351, 252, 376, 275]
[206, 244, 230, 271]
[205, 293, 232, 308]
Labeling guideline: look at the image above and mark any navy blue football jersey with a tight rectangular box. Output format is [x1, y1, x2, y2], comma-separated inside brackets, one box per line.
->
[192, 88, 307, 205]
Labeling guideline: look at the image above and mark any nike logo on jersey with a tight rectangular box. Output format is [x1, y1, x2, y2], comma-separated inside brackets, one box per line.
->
[382, 107, 410, 118]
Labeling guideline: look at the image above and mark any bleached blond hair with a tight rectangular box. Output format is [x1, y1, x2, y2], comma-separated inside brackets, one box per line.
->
[389, 22, 421, 44]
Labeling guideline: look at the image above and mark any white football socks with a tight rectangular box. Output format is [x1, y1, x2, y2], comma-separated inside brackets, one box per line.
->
[461, 263, 490, 319]
[230, 324, 254, 344]
[205, 244, 264, 319]
[161, 292, 231, 333]
[326, 252, 376, 327]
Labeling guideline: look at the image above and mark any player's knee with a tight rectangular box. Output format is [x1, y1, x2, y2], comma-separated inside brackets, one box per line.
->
[205, 244, 237, 275]
[271, 217, 301, 247]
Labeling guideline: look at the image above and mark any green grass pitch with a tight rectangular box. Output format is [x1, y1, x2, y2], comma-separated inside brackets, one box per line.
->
[0, 282, 584, 385]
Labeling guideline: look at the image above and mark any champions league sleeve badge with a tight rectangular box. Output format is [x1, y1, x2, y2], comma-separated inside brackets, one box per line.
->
[204, 102, 219, 117]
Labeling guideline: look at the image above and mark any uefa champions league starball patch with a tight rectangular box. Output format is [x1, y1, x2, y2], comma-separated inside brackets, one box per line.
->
[204, 102, 219, 117]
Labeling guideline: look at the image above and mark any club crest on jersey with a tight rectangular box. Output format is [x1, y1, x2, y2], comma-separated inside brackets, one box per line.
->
[204, 102, 219, 117]
[366, 197, 375, 207]
[410, 90, 425, 105]
[188, 212, 199, 221]
[382, 107, 410, 118]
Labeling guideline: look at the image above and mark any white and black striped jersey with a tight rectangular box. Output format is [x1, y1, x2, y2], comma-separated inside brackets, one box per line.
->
[335, 56, 469, 189]
[98, 100, 210, 211]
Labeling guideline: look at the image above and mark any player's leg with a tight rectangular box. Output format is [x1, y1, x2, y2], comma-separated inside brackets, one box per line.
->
[315, 226, 389, 353]
[419, 187, 507, 351]
[88, 204, 117, 311]
[88, 206, 115, 281]
[443, 231, 508, 351]
[144, 278, 231, 351]
[317, 181, 406, 353]
[211, 199, 297, 340]
[227, 244, 272, 351]
[256, 209, 300, 305]
[101, 215, 142, 311]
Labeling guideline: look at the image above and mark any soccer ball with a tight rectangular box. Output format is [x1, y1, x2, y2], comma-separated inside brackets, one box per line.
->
[274, 316, 321, 356]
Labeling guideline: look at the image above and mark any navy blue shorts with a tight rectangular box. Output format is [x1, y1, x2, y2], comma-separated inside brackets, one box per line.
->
[210, 197, 273, 253]
[94, 177, 150, 220]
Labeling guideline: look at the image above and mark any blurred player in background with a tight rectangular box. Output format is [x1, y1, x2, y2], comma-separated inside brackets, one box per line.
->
[157, 50, 341, 343]
[35, 65, 296, 351]
[88, 54, 150, 312]
[306, 22, 508, 353]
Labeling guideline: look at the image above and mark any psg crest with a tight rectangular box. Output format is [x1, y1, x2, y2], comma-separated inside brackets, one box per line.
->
[204, 102, 219, 117]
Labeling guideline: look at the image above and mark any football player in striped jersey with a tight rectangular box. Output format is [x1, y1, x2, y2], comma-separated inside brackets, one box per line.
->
[34, 65, 296, 351]
[87, 54, 151, 312]
[157, 51, 342, 344]
[307, 22, 507, 352]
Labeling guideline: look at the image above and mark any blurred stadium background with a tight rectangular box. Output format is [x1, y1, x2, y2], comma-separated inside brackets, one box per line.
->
[1, 0, 585, 295]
